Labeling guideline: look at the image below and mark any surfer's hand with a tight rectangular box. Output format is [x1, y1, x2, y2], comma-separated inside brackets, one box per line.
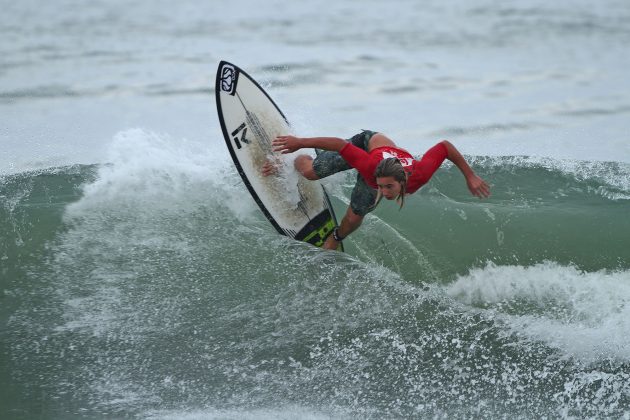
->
[466, 174, 491, 198]
[273, 135, 302, 154]
[262, 159, 280, 177]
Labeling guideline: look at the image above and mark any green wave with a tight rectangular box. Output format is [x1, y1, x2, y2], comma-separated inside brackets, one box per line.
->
[2, 159, 630, 418]
[1, 158, 628, 283]
[334, 157, 630, 279]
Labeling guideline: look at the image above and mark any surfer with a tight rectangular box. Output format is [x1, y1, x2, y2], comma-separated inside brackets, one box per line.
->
[263, 130, 490, 250]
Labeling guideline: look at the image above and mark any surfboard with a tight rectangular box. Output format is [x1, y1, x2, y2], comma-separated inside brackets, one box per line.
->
[215, 61, 342, 250]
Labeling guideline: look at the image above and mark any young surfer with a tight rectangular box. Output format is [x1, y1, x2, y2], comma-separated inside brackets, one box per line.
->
[263, 130, 490, 250]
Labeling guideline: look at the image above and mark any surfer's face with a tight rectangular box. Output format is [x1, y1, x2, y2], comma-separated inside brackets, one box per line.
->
[376, 176, 402, 200]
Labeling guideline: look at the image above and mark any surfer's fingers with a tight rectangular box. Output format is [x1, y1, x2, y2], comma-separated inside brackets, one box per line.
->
[273, 146, 290, 153]
[273, 135, 290, 143]
[272, 140, 287, 152]
[261, 159, 282, 176]
[477, 183, 491, 198]
[470, 185, 483, 198]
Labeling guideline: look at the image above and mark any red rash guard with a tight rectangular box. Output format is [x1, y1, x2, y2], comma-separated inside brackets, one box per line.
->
[338, 142, 448, 193]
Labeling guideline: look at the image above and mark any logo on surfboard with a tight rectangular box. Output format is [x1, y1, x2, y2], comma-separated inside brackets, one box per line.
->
[219, 64, 238, 95]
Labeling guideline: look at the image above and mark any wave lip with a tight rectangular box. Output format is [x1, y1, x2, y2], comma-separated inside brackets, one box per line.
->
[447, 262, 630, 364]
[469, 155, 630, 197]
[64, 128, 233, 216]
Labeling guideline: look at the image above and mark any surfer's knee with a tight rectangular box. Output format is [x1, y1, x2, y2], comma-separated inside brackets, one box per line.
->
[294, 155, 319, 180]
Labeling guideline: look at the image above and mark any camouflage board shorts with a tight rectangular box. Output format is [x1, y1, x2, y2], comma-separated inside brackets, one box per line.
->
[312, 130, 378, 216]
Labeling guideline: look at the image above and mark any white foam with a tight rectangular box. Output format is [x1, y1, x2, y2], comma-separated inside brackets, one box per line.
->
[64, 129, 258, 222]
[145, 406, 338, 420]
[276, 150, 318, 209]
[447, 262, 630, 364]
[52, 129, 266, 339]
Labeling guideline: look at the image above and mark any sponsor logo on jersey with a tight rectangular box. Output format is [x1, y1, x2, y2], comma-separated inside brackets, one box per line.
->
[381, 150, 414, 167]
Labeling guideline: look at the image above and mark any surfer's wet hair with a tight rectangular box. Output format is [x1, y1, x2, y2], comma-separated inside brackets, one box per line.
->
[373, 158, 407, 210]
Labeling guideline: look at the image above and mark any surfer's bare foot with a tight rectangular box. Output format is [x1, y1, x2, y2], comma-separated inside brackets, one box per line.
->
[262, 160, 279, 177]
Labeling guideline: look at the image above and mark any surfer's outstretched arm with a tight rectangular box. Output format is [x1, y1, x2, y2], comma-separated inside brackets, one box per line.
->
[441, 140, 491, 198]
[273, 135, 346, 154]
[263, 135, 347, 178]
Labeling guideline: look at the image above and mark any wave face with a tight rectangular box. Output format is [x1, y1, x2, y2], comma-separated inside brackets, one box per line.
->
[2, 130, 629, 418]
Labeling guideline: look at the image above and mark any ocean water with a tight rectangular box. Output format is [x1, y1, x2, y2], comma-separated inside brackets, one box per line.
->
[2, 0, 630, 418]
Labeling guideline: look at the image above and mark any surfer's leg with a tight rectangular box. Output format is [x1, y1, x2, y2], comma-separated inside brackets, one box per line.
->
[310, 150, 352, 180]
[323, 206, 364, 249]
[308, 130, 381, 181]
[293, 155, 319, 180]
[286, 131, 378, 180]
[350, 173, 379, 216]
[323, 174, 378, 250]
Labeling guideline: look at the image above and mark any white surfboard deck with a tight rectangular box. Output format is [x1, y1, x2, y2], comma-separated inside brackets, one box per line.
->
[215, 61, 341, 249]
